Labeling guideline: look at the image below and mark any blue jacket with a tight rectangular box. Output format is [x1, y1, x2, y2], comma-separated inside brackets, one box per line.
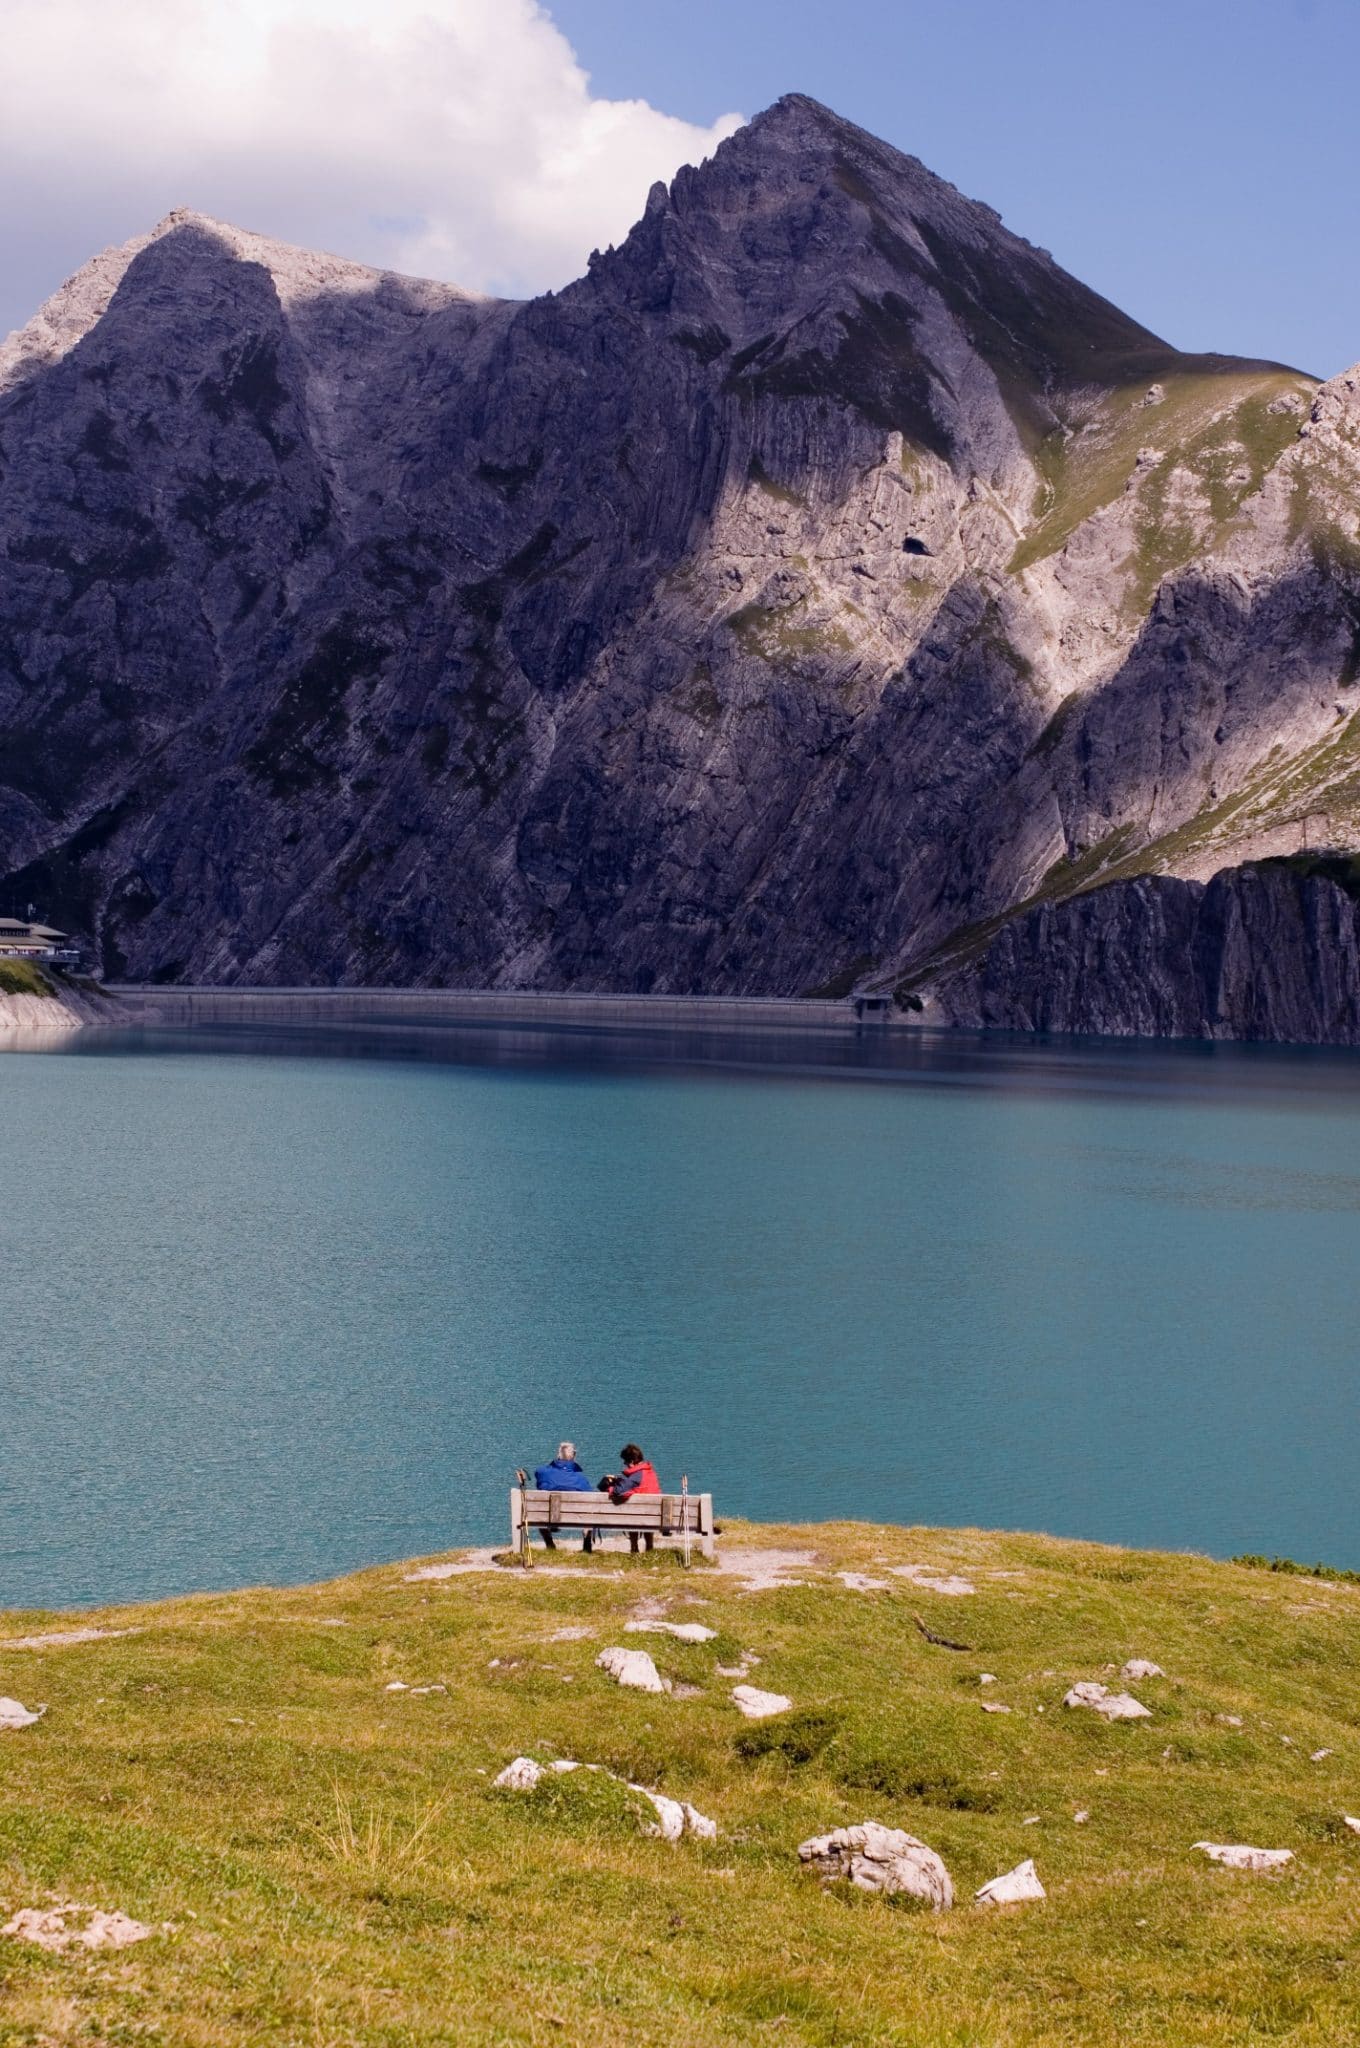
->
[534, 1457, 594, 1492]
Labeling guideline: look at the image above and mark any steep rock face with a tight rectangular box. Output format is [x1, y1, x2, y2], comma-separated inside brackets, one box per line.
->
[932, 860, 1360, 1043]
[1, 94, 1357, 995]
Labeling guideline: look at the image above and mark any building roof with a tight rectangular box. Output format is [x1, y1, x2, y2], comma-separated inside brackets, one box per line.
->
[0, 918, 68, 938]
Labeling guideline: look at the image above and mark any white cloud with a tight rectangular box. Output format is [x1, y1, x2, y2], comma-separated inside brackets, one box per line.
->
[0, 0, 744, 329]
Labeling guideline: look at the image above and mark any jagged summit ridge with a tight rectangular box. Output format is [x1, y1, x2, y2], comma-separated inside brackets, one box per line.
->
[0, 97, 1354, 1024]
[0, 209, 486, 399]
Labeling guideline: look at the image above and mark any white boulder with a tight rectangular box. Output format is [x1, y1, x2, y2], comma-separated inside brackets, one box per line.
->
[628, 1786, 718, 1841]
[975, 1858, 1045, 1906]
[1194, 1842, 1294, 1872]
[731, 1684, 792, 1719]
[1120, 1660, 1164, 1681]
[1063, 1682, 1151, 1721]
[0, 1697, 44, 1731]
[595, 1647, 668, 1693]
[798, 1821, 953, 1910]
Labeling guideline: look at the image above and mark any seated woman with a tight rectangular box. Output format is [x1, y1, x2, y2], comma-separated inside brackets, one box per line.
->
[601, 1444, 662, 1552]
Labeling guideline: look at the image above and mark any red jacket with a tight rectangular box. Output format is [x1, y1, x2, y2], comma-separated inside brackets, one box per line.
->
[612, 1459, 661, 1501]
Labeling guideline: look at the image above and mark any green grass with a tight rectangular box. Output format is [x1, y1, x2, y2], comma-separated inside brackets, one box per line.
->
[1008, 369, 1313, 580]
[725, 597, 855, 666]
[0, 959, 53, 998]
[2, 1523, 1359, 2045]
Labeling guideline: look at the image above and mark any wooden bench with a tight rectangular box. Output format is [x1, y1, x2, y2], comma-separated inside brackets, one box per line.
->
[510, 1479, 715, 1560]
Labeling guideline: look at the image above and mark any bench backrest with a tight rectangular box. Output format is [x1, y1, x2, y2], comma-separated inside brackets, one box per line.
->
[518, 1487, 708, 1530]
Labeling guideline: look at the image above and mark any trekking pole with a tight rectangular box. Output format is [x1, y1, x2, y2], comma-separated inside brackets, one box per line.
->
[681, 1474, 691, 1569]
[516, 1469, 534, 1570]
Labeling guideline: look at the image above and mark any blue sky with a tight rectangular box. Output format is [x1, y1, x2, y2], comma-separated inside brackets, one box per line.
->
[2, 0, 1356, 378]
[551, 0, 1359, 376]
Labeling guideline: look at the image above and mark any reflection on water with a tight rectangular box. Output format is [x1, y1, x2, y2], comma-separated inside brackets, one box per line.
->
[3, 1015, 1360, 1609]
[58, 1010, 1360, 1104]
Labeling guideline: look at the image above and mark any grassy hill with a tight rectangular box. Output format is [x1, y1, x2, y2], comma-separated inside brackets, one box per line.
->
[2, 1523, 1358, 2046]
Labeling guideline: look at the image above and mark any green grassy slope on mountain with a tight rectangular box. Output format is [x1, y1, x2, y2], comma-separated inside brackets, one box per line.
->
[2, 1523, 1359, 2046]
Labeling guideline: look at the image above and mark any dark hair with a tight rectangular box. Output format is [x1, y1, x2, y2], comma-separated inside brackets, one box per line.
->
[620, 1444, 644, 1465]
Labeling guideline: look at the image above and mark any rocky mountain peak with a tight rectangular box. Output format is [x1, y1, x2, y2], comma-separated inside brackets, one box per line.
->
[0, 98, 1354, 1015]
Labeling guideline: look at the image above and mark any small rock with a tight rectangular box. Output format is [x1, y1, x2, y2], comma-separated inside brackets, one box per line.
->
[629, 1786, 718, 1841]
[0, 1697, 45, 1731]
[1064, 1682, 1150, 1721]
[1120, 1660, 1164, 1682]
[410, 1684, 447, 1695]
[978, 1673, 998, 1685]
[624, 1620, 717, 1643]
[798, 1821, 953, 1910]
[1073, 1810, 1090, 1824]
[837, 1572, 891, 1592]
[1022, 1815, 1040, 1825]
[1216, 1714, 1243, 1727]
[384, 1681, 408, 1693]
[1310, 1749, 1332, 1762]
[975, 1858, 1045, 1905]
[596, 1647, 668, 1694]
[1342, 1816, 1360, 1836]
[731, 1684, 791, 1719]
[980, 1701, 1012, 1714]
[1194, 1842, 1294, 1872]
[547, 1625, 594, 1642]
[494, 1756, 547, 1789]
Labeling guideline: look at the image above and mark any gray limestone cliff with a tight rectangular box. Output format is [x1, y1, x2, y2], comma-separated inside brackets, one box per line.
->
[2, 94, 1359, 1023]
[930, 859, 1360, 1042]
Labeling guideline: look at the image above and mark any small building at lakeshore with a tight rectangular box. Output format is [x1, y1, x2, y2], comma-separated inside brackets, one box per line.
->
[0, 918, 83, 968]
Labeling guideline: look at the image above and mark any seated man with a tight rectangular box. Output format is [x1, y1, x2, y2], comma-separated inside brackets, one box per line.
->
[601, 1443, 662, 1553]
[533, 1441, 596, 1550]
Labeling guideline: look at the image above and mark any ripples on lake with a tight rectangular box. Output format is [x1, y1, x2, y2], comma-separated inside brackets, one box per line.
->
[4, 1014, 1359, 1606]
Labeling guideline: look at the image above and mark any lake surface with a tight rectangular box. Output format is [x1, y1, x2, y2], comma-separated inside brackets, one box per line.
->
[4, 1014, 1360, 1609]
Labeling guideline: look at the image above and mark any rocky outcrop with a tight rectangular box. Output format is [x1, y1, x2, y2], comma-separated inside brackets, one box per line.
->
[1, 95, 1358, 1009]
[931, 859, 1360, 1043]
[0, 976, 121, 1039]
[798, 1822, 954, 1909]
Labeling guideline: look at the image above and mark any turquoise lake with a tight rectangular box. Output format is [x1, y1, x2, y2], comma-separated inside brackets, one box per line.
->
[4, 1017, 1360, 1609]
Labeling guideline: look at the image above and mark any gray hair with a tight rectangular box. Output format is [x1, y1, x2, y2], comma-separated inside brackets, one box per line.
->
[557, 1440, 576, 1461]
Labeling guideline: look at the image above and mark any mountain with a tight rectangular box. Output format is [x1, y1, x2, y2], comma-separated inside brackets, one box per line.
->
[2, 93, 1358, 1011]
